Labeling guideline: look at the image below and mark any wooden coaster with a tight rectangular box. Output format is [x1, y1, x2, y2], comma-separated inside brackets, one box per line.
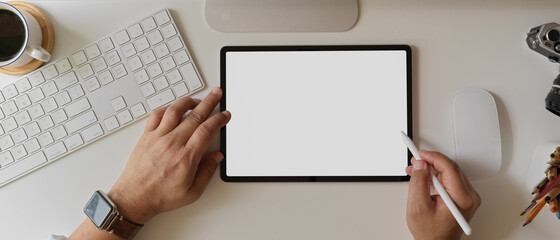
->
[0, 1, 54, 75]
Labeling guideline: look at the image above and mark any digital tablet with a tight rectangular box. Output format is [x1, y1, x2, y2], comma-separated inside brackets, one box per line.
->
[220, 45, 412, 182]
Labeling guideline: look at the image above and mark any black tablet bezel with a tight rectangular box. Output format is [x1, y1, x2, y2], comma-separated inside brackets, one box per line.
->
[220, 45, 412, 182]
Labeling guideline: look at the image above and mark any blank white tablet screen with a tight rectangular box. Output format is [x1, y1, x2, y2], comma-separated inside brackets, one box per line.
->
[225, 50, 408, 176]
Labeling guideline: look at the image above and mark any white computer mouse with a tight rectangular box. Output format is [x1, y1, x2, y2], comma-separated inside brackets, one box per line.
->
[452, 89, 502, 180]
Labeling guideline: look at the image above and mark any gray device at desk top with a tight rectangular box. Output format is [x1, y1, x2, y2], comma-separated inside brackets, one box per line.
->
[205, 0, 359, 33]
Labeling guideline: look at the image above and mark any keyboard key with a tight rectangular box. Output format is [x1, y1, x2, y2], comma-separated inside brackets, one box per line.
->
[117, 110, 133, 124]
[15, 78, 32, 93]
[55, 72, 78, 90]
[104, 116, 119, 131]
[115, 30, 131, 45]
[29, 72, 46, 87]
[37, 132, 54, 146]
[147, 63, 163, 78]
[65, 134, 84, 150]
[15, 95, 31, 109]
[44, 141, 67, 160]
[128, 23, 144, 39]
[128, 56, 143, 71]
[42, 82, 58, 97]
[167, 37, 183, 52]
[153, 76, 169, 91]
[66, 111, 97, 133]
[147, 30, 164, 45]
[3, 84, 18, 100]
[111, 96, 127, 112]
[28, 105, 44, 119]
[99, 37, 115, 52]
[2, 101, 18, 116]
[167, 69, 182, 84]
[0, 109, 4, 120]
[24, 122, 40, 137]
[72, 51, 88, 66]
[141, 17, 157, 32]
[154, 11, 171, 25]
[66, 98, 91, 118]
[68, 85, 85, 100]
[0, 92, 5, 104]
[161, 56, 176, 72]
[173, 83, 189, 97]
[24, 138, 40, 153]
[174, 50, 190, 65]
[134, 69, 150, 84]
[82, 124, 103, 142]
[130, 103, 146, 118]
[14, 110, 31, 125]
[54, 91, 71, 106]
[98, 71, 114, 85]
[37, 116, 54, 131]
[0, 134, 14, 149]
[55, 58, 72, 74]
[41, 98, 58, 113]
[0, 151, 14, 166]
[85, 77, 101, 92]
[42, 65, 58, 80]
[28, 88, 44, 103]
[51, 109, 68, 124]
[134, 36, 150, 52]
[122, 43, 137, 58]
[106, 51, 121, 66]
[11, 145, 27, 160]
[85, 44, 101, 59]
[2, 117, 17, 133]
[147, 89, 175, 110]
[12, 128, 28, 143]
[141, 50, 156, 65]
[161, 24, 177, 39]
[91, 57, 108, 72]
[140, 83, 156, 97]
[179, 63, 203, 91]
[0, 151, 46, 184]
[51, 125, 67, 140]
[112, 64, 128, 79]
[154, 43, 170, 58]
[78, 64, 94, 78]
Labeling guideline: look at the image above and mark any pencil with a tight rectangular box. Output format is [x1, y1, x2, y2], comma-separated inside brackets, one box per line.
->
[520, 200, 536, 216]
[401, 131, 472, 236]
[533, 176, 560, 201]
[544, 186, 560, 202]
[532, 177, 549, 195]
[549, 198, 558, 212]
[523, 197, 546, 227]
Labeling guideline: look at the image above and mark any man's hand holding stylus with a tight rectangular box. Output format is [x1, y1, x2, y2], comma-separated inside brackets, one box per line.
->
[405, 150, 481, 240]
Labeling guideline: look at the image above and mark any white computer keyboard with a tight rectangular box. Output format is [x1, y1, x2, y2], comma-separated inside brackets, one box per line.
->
[0, 9, 205, 187]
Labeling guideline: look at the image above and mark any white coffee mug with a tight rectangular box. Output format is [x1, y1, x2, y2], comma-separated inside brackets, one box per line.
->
[0, 2, 50, 67]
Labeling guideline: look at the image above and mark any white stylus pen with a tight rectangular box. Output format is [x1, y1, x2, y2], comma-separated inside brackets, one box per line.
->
[400, 131, 472, 236]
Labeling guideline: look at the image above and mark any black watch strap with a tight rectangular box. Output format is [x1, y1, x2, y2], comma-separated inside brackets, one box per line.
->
[106, 214, 143, 240]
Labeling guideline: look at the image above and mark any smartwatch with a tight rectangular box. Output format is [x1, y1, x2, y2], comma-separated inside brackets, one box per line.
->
[84, 190, 143, 239]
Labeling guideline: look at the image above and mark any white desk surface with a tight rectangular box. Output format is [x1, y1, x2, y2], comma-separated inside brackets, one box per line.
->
[2, 0, 560, 239]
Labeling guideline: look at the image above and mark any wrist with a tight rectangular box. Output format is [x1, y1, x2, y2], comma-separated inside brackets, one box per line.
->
[107, 189, 154, 225]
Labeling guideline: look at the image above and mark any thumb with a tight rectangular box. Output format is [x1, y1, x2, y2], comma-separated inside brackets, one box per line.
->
[407, 160, 433, 210]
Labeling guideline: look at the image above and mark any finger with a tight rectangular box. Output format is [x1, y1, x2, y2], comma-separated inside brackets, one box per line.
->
[145, 106, 168, 132]
[175, 87, 223, 136]
[184, 111, 231, 165]
[407, 160, 434, 211]
[156, 97, 200, 135]
[405, 166, 412, 175]
[419, 150, 474, 208]
[188, 151, 224, 198]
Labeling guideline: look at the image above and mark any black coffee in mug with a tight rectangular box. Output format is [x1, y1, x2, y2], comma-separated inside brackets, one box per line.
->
[0, 9, 25, 62]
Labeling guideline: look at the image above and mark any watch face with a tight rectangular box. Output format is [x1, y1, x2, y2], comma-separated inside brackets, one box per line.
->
[84, 191, 114, 228]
